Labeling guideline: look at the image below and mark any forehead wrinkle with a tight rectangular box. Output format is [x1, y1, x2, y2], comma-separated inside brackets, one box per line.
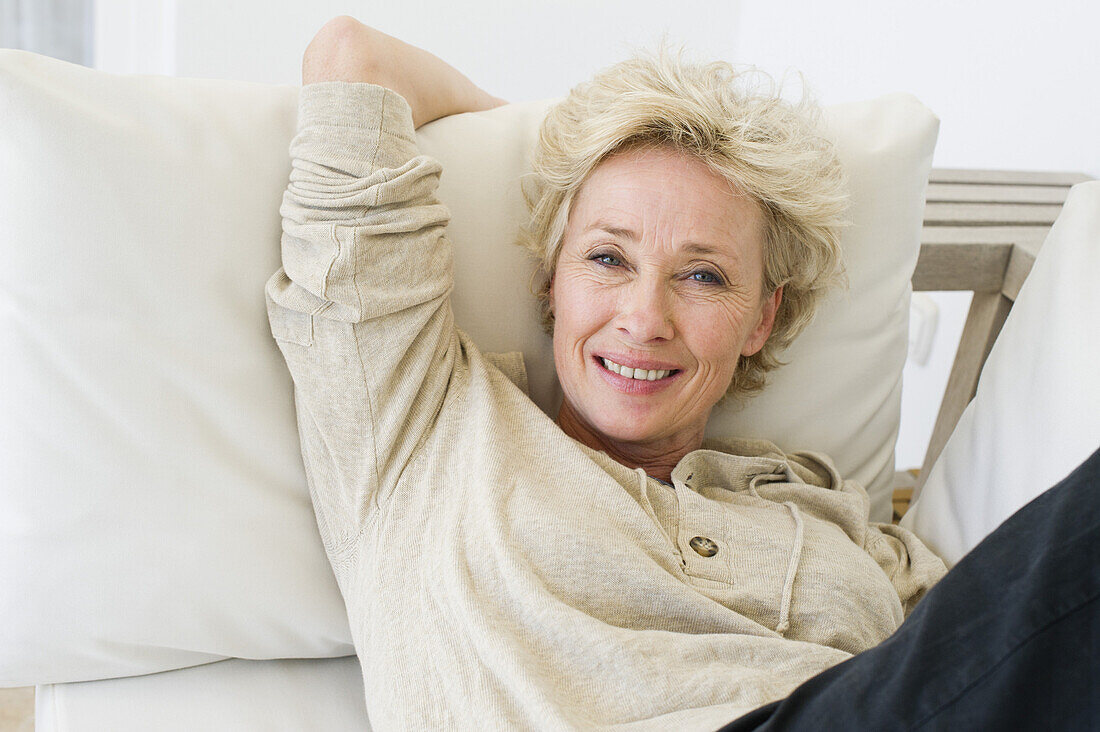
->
[568, 149, 763, 270]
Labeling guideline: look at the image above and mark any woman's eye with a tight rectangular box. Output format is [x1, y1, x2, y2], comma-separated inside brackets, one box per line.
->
[591, 253, 622, 267]
[689, 270, 723, 285]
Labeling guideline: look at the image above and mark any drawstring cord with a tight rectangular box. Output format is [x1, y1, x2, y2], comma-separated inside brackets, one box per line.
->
[775, 501, 804, 636]
[654, 471, 804, 637]
[634, 468, 662, 528]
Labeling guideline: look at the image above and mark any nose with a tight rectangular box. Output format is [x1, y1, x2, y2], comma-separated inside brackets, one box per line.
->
[616, 276, 674, 343]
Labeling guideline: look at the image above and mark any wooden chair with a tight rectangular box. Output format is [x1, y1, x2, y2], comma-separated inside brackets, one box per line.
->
[892, 168, 1095, 520]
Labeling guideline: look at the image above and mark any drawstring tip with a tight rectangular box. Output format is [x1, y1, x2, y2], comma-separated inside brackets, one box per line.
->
[775, 621, 790, 636]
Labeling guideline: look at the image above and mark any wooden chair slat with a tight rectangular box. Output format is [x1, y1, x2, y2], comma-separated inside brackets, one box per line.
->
[923, 202, 1063, 226]
[912, 242, 1012, 292]
[928, 168, 1092, 186]
[920, 225, 1050, 247]
[926, 183, 1070, 204]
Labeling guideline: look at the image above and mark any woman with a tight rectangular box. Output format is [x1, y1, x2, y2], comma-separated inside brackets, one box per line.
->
[267, 16, 1099, 731]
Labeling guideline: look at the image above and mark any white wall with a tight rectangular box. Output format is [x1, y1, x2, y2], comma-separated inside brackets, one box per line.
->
[93, 0, 175, 74]
[736, 1, 1100, 177]
[171, 0, 743, 100]
[95, 0, 1099, 469]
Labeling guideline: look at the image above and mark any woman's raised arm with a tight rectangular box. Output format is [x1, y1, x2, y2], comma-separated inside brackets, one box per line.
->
[302, 16, 505, 128]
[266, 17, 493, 578]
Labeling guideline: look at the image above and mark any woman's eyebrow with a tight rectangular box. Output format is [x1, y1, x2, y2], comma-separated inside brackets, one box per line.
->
[582, 221, 635, 239]
[682, 242, 723, 256]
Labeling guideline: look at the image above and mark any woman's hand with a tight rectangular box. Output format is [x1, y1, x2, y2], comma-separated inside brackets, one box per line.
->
[302, 16, 507, 128]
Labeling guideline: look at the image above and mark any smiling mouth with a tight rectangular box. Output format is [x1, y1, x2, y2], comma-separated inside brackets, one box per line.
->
[599, 357, 679, 381]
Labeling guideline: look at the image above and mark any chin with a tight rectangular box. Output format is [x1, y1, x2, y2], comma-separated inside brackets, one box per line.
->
[590, 413, 669, 446]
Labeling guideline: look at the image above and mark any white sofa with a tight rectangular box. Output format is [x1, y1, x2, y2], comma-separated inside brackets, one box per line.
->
[2, 50, 1097, 730]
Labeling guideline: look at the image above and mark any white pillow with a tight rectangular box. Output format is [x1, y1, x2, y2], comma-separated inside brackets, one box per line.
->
[0, 49, 935, 685]
[901, 181, 1100, 566]
[0, 51, 348, 685]
[36, 658, 370, 732]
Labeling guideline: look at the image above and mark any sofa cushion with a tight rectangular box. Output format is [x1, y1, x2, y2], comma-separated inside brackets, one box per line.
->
[0, 49, 935, 684]
[36, 658, 370, 732]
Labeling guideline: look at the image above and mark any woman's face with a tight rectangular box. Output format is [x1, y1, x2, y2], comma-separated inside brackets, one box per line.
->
[550, 145, 781, 452]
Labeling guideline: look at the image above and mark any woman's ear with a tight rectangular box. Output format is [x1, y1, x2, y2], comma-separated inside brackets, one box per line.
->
[741, 285, 783, 357]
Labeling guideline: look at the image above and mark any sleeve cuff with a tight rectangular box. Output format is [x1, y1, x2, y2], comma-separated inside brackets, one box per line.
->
[291, 81, 420, 176]
[297, 81, 416, 139]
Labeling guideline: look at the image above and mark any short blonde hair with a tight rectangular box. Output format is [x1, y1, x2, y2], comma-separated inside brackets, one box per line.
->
[519, 48, 849, 400]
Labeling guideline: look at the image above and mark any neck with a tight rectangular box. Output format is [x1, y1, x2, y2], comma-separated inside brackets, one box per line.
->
[555, 400, 703, 483]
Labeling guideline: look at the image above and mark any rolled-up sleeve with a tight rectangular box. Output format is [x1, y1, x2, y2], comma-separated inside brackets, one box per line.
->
[264, 82, 456, 580]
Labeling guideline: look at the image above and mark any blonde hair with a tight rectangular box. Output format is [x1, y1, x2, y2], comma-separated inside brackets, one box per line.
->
[518, 48, 849, 400]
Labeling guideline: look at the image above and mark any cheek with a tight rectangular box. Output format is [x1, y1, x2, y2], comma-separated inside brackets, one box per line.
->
[684, 305, 754, 365]
[554, 273, 613, 333]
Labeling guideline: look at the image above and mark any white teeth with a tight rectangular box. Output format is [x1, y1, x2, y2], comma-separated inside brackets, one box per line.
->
[601, 358, 672, 381]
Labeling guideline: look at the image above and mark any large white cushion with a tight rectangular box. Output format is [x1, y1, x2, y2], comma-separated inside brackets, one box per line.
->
[36, 658, 369, 731]
[0, 52, 347, 685]
[0, 49, 935, 685]
[901, 181, 1100, 566]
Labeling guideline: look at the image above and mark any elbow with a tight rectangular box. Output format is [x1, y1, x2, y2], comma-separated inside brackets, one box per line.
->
[302, 16, 383, 85]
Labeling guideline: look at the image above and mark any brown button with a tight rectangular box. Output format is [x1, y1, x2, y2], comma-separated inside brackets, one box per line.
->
[689, 536, 719, 557]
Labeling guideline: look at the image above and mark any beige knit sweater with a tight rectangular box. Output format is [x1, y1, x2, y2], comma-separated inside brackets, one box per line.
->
[265, 82, 947, 731]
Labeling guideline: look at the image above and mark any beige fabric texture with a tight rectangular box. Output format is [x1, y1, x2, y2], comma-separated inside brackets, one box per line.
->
[265, 82, 946, 731]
